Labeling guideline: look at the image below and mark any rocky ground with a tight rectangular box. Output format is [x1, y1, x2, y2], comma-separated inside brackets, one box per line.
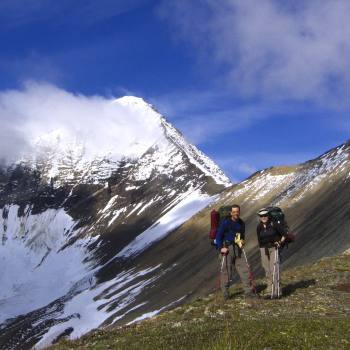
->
[50, 250, 350, 350]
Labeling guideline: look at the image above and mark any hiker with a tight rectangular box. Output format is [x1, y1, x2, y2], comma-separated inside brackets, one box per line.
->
[257, 208, 287, 298]
[216, 205, 256, 300]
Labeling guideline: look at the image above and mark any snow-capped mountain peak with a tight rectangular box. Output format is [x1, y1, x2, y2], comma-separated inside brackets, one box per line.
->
[17, 95, 231, 188]
[116, 95, 231, 187]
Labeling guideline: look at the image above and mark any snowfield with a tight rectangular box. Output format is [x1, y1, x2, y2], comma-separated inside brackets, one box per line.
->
[0, 189, 215, 347]
[0, 205, 93, 323]
[116, 189, 214, 258]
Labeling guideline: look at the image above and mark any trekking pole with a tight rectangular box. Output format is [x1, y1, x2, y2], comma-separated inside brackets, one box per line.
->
[216, 255, 226, 291]
[234, 234, 258, 295]
[221, 255, 226, 271]
[276, 249, 280, 298]
[271, 248, 277, 299]
[242, 248, 257, 294]
[272, 247, 281, 298]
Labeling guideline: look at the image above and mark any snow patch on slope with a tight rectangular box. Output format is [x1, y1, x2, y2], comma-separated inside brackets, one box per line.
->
[228, 171, 295, 204]
[225, 143, 350, 208]
[35, 264, 163, 349]
[126, 295, 187, 325]
[277, 144, 350, 205]
[0, 206, 95, 323]
[116, 189, 214, 258]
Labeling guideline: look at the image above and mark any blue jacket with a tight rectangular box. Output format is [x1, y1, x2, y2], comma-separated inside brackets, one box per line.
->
[216, 218, 245, 249]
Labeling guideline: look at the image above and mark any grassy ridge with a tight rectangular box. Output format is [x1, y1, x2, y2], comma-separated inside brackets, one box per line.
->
[51, 253, 350, 350]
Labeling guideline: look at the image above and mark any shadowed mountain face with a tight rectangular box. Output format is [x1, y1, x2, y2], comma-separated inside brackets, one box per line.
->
[0, 100, 349, 349]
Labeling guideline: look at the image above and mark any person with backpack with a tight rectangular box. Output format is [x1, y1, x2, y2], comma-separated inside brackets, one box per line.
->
[256, 208, 288, 298]
[216, 204, 256, 300]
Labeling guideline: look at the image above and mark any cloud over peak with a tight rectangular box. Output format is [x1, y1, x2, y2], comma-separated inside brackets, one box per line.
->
[0, 82, 163, 164]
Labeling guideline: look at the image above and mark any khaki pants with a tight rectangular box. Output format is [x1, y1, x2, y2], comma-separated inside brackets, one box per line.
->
[219, 245, 251, 295]
[260, 247, 281, 297]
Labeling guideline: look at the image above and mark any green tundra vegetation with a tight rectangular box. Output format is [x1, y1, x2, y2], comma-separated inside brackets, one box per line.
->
[51, 252, 350, 350]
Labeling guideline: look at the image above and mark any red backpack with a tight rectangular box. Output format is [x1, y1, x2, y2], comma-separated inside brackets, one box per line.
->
[209, 209, 220, 243]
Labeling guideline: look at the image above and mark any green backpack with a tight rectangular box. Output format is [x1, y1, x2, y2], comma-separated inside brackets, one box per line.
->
[266, 206, 290, 234]
[218, 205, 233, 223]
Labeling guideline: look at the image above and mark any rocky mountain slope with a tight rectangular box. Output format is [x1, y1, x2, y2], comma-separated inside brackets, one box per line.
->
[92, 140, 349, 330]
[117, 142, 350, 323]
[0, 95, 349, 349]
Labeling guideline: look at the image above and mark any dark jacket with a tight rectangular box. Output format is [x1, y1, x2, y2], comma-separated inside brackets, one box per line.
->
[216, 217, 245, 249]
[256, 221, 286, 248]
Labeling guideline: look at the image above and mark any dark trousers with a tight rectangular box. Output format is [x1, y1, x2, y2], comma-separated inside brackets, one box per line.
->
[219, 245, 251, 295]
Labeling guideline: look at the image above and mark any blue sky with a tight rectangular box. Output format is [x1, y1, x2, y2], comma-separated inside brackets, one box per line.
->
[0, 0, 349, 181]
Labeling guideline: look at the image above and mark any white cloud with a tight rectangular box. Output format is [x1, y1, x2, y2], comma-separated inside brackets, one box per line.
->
[171, 108, 261, 145]
[150, 91, 261, 144]
[158, 0, 350, 107]
[0, 82, 163, 164]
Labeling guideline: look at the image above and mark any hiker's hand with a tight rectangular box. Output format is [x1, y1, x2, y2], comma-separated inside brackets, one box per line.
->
[221, 247, 229, 255]
[240, 239, 245, 247]
[276, 236, 286, 248]
[236, 240, 244, 248]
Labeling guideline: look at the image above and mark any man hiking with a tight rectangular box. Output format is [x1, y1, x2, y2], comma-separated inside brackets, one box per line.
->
[257, 208, 287, 298]
[216, 205, 256, 300]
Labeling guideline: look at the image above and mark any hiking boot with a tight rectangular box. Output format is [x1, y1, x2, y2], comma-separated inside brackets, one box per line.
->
[223, 290, 230, 301]
[271, 294, 282, 300]
[262, 288, 272, 299]
[245, 291, 259, 300]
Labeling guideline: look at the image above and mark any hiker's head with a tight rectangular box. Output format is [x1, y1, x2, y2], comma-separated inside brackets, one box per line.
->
[231, 205, 240, 220]
[258, 208, 269, 223]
